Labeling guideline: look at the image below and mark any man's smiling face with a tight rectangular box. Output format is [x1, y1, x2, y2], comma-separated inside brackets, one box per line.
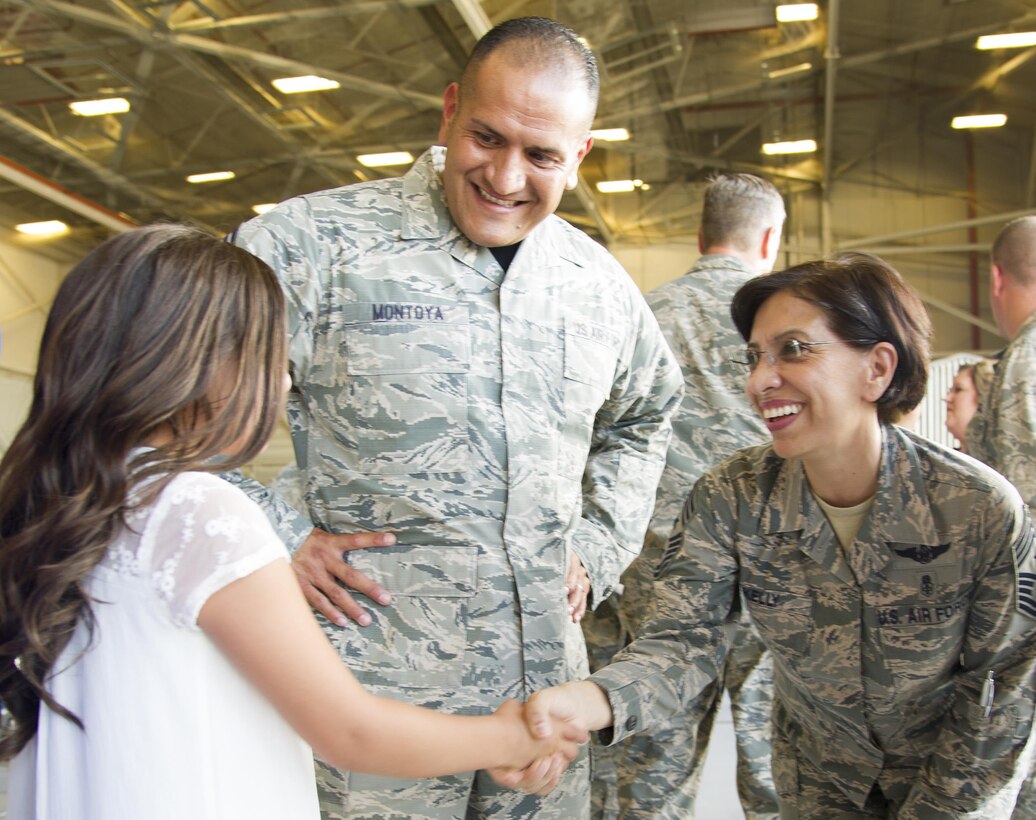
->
[437, 50, 594, 248]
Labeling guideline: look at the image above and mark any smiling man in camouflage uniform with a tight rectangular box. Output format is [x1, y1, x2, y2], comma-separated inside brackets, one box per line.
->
[227, 16, 681, 820]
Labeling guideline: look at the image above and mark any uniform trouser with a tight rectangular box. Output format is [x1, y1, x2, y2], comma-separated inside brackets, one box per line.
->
[772, 709, 1030, 820]
[314, 749, 590, 820]
[583, 598, 778, 820]
[313, 541, 592, 820]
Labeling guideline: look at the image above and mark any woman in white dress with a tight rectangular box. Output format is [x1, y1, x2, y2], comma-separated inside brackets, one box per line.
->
[0, 225, 582, 820]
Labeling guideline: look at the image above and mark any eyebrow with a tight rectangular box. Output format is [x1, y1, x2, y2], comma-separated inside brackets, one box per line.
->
[747, 328, 809, 347]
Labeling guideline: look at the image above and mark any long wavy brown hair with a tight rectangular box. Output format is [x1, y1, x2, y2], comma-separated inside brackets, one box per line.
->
[0, 224, 286, 758]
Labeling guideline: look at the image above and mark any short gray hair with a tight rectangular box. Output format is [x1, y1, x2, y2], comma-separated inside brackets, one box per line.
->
[700, 173, 785, 252]
[992, 215, 1036, 286]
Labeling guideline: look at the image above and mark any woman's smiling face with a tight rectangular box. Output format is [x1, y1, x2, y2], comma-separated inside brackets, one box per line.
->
[745, 291, 883, 464]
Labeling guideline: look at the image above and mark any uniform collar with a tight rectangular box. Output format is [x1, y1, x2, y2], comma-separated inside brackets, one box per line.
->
[761, 424, 942, 578]
[1010, 309, 1036, 345]
[692, 254, 755, 276]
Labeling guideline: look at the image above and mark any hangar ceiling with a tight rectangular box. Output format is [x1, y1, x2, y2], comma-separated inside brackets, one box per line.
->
[2, 0, 1036, 260]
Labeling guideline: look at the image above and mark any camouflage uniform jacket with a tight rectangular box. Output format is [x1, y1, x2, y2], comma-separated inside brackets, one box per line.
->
[229, 146, 682, 694]
[621, 254, 768, 625]
[966, 310, 1036, 511]
[592, 425, 1036, 815]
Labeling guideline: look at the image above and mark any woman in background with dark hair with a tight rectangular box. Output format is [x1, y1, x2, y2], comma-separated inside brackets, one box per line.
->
[514, 253, 1036, 818]
[0, 225, 581, 820]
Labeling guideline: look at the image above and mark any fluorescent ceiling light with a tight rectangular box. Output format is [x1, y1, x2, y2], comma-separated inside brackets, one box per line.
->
[356, 151, 414, 167]
[762, 138, 817, 155]
[767, 61, 813, 80]
[16, 220, 69, 237]
[951, 114, 1007, 129]
[590, 128, 631, 142]
[776, 4, 819, 23]
[976, 32, 1036, 50]
[252, 203, 277, 215]
[68, 97, 130, 116]
[272, 75, 341, 93]
[186, 171, 236, 184]
[596, 179, 647, 194]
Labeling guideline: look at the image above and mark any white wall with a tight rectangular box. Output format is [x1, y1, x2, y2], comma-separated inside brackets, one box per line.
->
[0, 238, 70, 451]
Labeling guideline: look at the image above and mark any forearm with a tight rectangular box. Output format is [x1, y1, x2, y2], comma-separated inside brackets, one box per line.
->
[316, 695, 546, 777]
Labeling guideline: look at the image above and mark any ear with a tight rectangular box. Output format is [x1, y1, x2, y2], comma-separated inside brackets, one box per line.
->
[438, 82, 460, 145]
[991, 263, 1006, 298]
[565, 134, 594, 190]
[862, 341, 898, 404]
[698, 227, 706, 255]
[761, 225, 783, 266]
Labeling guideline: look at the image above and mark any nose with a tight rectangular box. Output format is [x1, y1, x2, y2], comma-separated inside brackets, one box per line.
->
[487, 149, 525, 196]
[746, 355, 782, 396]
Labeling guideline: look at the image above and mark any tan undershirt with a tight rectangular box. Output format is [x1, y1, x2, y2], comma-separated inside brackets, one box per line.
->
[815, 493, 876, 550]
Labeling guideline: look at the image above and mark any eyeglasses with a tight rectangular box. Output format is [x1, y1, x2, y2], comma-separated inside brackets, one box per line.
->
[734, 338, 878, 372]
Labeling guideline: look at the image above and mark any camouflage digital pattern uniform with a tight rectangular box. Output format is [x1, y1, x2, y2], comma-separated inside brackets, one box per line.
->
[228, 146, 683, 820]
[592, 425, 1036, 819]
[967, 312, 1036, 510]
[965, 311, 1036, 819]
[582, 255, 777, 819]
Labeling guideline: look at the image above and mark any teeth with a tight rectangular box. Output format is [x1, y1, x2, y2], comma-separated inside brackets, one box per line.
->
[763, 404, 802, 420]
[478, 187, 518, 207]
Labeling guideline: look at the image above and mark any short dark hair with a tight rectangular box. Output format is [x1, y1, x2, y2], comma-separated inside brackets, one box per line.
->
[701, 173, 785, 251]
[461, 17, 599, 112]
[730, 252, 931, 424]
[992, 215, 1036, 286]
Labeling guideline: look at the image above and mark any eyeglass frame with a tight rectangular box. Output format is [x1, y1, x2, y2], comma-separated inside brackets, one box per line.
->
[734, 337, 880, 372]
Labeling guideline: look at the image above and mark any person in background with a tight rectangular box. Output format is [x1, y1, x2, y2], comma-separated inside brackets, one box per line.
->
[228, 16, 681, 820]
[517, 253, 1036, 818]
[583, 172, 784, 820]
[0, 226, 584, 820]
[966, 214, 1036, 817]
[945, 363, 981, 449]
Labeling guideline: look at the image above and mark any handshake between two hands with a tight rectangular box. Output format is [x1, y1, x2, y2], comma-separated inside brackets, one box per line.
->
[486, 686, 590, 796]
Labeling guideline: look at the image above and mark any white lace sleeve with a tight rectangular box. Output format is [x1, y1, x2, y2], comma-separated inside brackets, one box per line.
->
[141, 472, 290, 629]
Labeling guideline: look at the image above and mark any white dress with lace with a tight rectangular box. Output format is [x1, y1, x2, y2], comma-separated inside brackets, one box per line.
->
[8, 471, 319, 820]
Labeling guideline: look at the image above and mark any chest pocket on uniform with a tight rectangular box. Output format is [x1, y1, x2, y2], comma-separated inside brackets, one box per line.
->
[741, 585, 813, 657]
[559, 316, 618, 479]
[342, 302, 470, 475]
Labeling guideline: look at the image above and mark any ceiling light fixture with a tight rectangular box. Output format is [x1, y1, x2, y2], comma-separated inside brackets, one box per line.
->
[356, 151, 415, 168]
[767, 61, 813, 80]
[976, 32, 1036, 50]
[69, 97, 130, 116]
[16, 220, 69, 237]
[272, 75, 341, 93]
[186, 171, 236, 184]
[597, 179, 648, 193]
[951, 114, 1007, 129]
[762, 139, 817, 155]
[590, 128, 631, 142]
[252, 203, 277, 215]
[776, 4, 819, 23]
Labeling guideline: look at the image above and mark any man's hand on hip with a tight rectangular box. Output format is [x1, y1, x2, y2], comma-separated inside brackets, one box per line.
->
[292, 528, 396, 627]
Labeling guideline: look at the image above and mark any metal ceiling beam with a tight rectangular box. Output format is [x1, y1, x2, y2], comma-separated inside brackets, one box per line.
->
[0, 107, 209, 228]
[820, 0, 840, 255]
[840, 208, 1036, 249]
[14, 0, 443, 110]
[0, 155, 137, 233]
[171, 2, 440, 33]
